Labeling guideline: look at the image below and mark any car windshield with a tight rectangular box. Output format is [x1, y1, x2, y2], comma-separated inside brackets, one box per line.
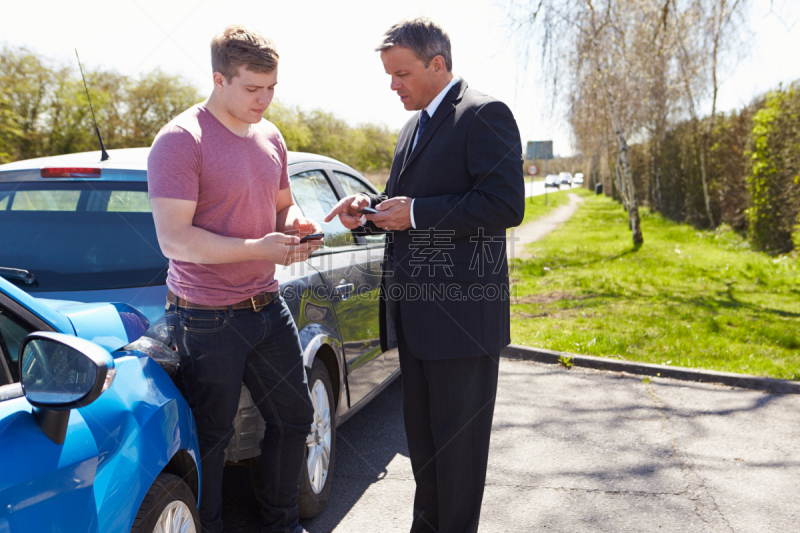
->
[0, 180, 167, 292]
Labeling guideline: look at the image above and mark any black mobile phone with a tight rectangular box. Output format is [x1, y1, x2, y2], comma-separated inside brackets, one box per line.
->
[358, 207, 378, 215]
[299, 233, 324, 243]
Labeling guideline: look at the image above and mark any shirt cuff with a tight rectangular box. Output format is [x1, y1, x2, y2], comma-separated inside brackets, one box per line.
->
[410, 198, 417, 229]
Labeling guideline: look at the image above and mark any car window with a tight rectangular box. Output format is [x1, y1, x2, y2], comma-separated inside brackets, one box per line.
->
[11, 190, 82, 211]
[332, 171, 385, 245]
[106, 190, 151, 212]
[290, 170, 356, 249]
[0, 306, 33, 383]
[6, 189, 151, 213]
[0, 181, 168, 293]
[333, 171, 373, 197]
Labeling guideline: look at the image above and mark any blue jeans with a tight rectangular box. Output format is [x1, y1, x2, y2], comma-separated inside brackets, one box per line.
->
[166, 297, 314, 533]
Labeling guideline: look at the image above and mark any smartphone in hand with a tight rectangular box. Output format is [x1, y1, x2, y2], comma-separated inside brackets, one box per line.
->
[299, 233, 324, 243]
[358, 207, 378, 215]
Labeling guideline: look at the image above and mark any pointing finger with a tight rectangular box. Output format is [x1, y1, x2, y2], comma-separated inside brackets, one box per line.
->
[324, 198, 348, 223]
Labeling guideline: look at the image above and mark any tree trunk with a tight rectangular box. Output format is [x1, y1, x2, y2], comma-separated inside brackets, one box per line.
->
[610, 143, 624, 204]
[700, 4, 725, 229]
[604, 120, 625, 205]
[615, 149, 629, 212]
[677, 31, 716, 228]
[699, 137, 715, 227]
[598, 66, 643, 245]
[656, 166, 663, 212]
[616, 131, 643, 244]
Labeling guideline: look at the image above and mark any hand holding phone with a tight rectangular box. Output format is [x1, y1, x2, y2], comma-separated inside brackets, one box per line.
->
[358, 207, 378, 215]
[299, 233, 324, 243]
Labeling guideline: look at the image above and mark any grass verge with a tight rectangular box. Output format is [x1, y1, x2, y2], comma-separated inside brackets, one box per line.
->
[509, 193, 800, 380]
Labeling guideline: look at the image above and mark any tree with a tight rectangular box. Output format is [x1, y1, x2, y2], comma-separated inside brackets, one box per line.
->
[264, 101, 398, 172]
[0, 45, 398, 173]
[674, 0, 749, 228]
[513, 0, 654, 245]
[0, 45, 201, 161]
[0, 46, 53, 161]
[747, 84, 800, 253]
[265, 100, 312, 150]
[125, 69, 202, 147]
[511, 0, 751, 240]
[0, 85, 21, 163]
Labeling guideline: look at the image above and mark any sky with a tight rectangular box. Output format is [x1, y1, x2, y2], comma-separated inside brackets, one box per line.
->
[1, 0, 798, 157]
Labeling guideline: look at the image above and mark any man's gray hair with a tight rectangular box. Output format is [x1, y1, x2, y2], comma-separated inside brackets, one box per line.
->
[376, 17, 452, 71]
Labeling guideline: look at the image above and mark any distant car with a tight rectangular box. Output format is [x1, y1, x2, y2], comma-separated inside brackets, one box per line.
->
[559, 172, 573, 185]
[545, 174, 561, 188]
[0, 147, 400, 518]
[573, 173, 584, 185]
[0, 276, 201, 532]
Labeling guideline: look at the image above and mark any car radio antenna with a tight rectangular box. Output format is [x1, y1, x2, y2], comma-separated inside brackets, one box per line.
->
[75, 49, 110, 162]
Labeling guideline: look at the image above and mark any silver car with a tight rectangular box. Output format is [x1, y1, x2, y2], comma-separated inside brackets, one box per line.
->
[0, 147, 400, 518]
[545, 174, 561, 188]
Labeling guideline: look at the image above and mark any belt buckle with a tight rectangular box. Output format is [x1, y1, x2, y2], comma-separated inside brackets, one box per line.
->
[251, 296, 261, 313]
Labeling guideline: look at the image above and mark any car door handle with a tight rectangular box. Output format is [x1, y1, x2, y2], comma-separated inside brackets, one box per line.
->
[334, 283, 354, 300]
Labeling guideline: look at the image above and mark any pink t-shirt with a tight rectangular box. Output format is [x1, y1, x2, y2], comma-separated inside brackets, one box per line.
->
[147, 103, 289, 306]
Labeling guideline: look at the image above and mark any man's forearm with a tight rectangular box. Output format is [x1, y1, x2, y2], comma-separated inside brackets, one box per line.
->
[159, 225, 264, 264]
[275, 204, 306, 234]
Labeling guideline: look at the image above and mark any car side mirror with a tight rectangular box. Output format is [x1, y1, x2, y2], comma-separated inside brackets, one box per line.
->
[19, 332, 116, 445]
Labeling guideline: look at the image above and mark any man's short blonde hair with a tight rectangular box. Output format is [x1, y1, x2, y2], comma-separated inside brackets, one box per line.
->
[210, 25, 279, 82]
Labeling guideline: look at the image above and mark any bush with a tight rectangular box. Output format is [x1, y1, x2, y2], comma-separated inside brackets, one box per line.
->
[265, 101, 397, 172]
[0, 45, 399, 173]
[0, 45, 202, 162]
[747, 83, 800, 254]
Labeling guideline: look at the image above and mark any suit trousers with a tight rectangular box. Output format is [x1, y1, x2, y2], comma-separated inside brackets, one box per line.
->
[395, 301, 500, 533]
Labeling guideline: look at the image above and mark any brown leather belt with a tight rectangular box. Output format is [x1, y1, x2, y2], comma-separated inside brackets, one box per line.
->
[167, 289, 280, 312]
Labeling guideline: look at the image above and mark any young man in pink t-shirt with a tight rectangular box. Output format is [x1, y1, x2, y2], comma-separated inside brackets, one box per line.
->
[148, 25, 319, 533]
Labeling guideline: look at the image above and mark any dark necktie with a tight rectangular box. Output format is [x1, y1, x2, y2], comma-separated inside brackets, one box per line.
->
[403, 110, 430, 168]
[416, 110, 430, 148]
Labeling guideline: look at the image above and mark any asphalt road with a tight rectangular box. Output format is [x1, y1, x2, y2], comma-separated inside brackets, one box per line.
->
[221, 358, 800, 532]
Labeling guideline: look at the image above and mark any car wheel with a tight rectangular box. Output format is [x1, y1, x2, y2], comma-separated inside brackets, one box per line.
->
[130, 472, 199, 533]
[298, 358, 336, 518]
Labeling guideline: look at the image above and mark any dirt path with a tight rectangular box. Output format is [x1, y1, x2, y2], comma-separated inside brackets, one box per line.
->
[508, 192, 585, 259]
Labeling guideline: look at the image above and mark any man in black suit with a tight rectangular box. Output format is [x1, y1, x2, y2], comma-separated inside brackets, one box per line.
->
[325, 17, 524, 533]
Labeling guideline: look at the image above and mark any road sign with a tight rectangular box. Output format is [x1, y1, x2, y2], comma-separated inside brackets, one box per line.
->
[528, 164, 538, 175]
[526, 141, 554, 161]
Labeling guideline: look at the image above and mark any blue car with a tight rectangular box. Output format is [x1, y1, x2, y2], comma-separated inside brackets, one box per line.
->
[0, 276, 201, 532]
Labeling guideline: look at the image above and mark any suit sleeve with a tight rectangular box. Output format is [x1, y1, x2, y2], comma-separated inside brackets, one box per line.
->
[360, 191, 388, 233]
[365, 191, 387, 207]
[411, 101, 525, 239]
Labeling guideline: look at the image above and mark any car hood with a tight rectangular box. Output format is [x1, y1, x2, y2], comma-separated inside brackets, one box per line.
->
[37, 299, 150, 352]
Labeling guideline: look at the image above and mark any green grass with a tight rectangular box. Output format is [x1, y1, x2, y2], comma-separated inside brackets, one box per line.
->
[509, 194, 800, 380]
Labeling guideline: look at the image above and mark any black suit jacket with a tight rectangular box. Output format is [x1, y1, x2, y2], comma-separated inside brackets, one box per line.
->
[366, 78, 525, 360]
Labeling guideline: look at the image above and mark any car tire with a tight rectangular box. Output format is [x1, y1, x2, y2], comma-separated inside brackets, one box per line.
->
[248, 358, 336, 519]
[298, 358, 336, 518]
[130, 472, 200, 533]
